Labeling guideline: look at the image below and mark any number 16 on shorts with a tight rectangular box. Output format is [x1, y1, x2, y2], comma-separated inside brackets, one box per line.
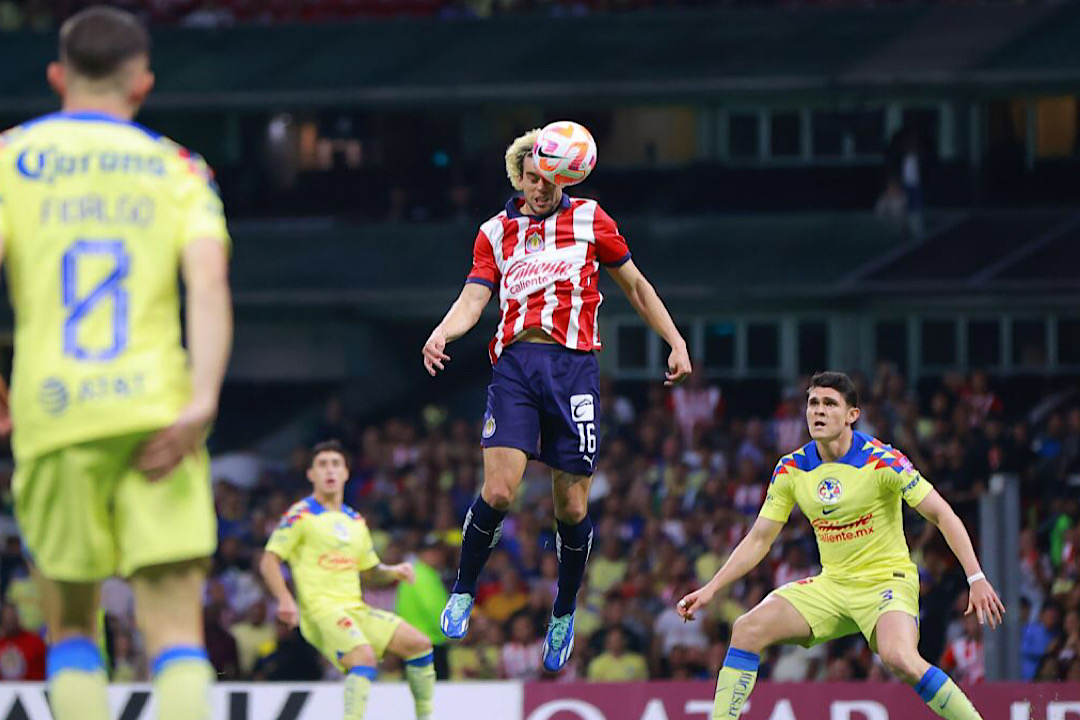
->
[571, 394, 596, 460]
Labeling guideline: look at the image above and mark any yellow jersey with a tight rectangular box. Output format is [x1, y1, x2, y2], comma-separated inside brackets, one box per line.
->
[759, 431, 934, 579]
[266, 495, 380, 614]
[0, 111, 229, 461]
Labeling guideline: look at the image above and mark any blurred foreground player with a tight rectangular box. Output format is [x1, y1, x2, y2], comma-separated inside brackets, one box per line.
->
[261, 441, 437, 720]
[422, 128, 691, 671]
[678, 371, 1005, 720]
[0, 7, 232, 720]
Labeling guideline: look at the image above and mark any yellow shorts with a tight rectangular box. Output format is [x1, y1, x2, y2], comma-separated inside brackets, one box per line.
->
[301, 604, 404, 671]
[770, 570, 920, 651]
[13, 432, 216, 581]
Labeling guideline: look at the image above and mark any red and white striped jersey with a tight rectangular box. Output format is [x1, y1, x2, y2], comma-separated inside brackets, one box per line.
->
[467, 195, 631, 364]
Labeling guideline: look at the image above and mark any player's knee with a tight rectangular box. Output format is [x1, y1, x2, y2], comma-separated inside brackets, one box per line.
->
[482, 482, 516, 511]
[343, 644, 377, 670]
[729, 614, 766, 652]
[554, 498, 588, 524]
[878, 645, 920, 681]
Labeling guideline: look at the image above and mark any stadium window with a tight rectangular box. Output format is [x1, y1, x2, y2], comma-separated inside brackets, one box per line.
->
[1035, 97, 1078, 158]
[729, 113, 760, 160]
[617, 324, 648, 371]
[901, 108, 938, 152]
[875, 320, 908, 375]
[704, 322, 736, 370]
[1012, 319, 1048, 367]
[770, 112, 801, 158]
[921, 319, 957, 367]
[851, 110, 886, 156]
[1057, 318, 1080, 365]
[812, 111, 843, 157]
[967, 319, 1001, 368]
[797, 321, 828, 375]
[747, 323, 779, 370]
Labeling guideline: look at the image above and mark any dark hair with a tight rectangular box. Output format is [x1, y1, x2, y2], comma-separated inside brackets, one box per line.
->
[59, 6, 150, 80]
[808, 371, 859, 408]
[310, 439, 350, 470]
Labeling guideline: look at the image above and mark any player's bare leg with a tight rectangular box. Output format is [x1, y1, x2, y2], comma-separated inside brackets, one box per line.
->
[442, 447, 527, 639]
[874, 611, 984, 720]
[387, 623, 436, 720]
[32, 568, 110, 720]
[543, 470, 594, 672]
[713, 595, 812, 719]
[340, 644, 378, 720]
[132, 558, 214, 720]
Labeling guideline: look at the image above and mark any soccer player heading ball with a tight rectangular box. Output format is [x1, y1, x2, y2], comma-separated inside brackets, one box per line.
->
[678, 371, 1006, 720]
[422, 123, 692, 671]
[0, 6, 233, 720]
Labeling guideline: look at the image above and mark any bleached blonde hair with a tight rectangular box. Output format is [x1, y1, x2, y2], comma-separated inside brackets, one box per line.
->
[505, 128, 541, 191]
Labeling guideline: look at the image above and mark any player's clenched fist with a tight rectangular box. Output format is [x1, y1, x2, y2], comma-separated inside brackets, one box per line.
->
[277, 595, 300, 628]
[676, 584, 716, 622]
[422, 329, 451, 376]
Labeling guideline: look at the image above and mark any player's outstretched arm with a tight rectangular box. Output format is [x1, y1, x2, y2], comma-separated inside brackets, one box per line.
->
[915, 489, 1006, 628]
[259, 551, 299, 627]
[606, 259, 691, 386]
[677, 517, 783, 621]
[422, 283, 491, 376]
[360, 562, 416, 586]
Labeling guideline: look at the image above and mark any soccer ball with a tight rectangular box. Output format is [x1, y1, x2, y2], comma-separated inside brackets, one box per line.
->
[532, 120, 598, 187]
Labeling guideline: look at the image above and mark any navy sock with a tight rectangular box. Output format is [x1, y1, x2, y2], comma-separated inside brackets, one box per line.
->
[451, 496, 507, 595]
[553, 516, 593, 616]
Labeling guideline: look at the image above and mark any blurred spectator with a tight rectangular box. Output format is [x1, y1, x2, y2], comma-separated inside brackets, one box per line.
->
[231, 599, 277, 678]
[204, 602, 240, 680]
[587, 627, 648, 682]
[448, 614, 502, 680]
[671, 370, 721, 448]
[1022, 601, 1061, 681]
[939, 613, 984, 684]
[253, 623, 323, 681]
[500, 612, 542, 681]
[0, 601, 45, 680]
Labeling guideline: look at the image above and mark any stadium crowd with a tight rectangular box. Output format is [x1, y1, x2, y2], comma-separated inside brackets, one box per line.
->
[0, 365, 1078, 684]
[0, 0, 1062, 30]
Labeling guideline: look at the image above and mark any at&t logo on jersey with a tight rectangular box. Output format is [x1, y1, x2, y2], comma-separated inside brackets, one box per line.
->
[38, 377, 70, 416]
[817, 478, 842, 504]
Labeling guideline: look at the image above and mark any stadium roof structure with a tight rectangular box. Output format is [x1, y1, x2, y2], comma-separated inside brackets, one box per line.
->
[2, 4, 1080, 111]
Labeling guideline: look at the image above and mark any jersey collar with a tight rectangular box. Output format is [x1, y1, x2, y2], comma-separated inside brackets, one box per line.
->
[807, 431, 867, 468]
[504, 194, 571, 221]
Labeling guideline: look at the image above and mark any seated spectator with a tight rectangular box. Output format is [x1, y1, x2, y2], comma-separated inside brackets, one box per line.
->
[500, 612, 542, 681]
[481, 567, 530, 624]
[587, 627, 648, 682]
[0, 601, 45, 680]
[448, 615, 502, 681]
[1022, 601, 1061, 681]
[232, 598, 277, 679]
[252, 622, 322, 681]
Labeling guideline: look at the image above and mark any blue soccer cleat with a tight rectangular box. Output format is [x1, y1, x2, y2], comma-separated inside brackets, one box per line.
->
[542, 612, 575, 672]
[440, 593, 474, 640]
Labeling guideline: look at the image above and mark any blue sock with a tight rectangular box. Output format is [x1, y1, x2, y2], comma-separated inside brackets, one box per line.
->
[553, 516, 593, 616]
[451, 496, 506, 595]
[47, 636, 104, 677]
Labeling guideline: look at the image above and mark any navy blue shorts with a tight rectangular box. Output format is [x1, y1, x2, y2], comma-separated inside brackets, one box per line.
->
[481, 342, 600, 477]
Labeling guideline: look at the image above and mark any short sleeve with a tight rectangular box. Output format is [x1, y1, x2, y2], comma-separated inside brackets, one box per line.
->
[265, 506, 305, 561]
[593, 204, 631, 267]
[878, 445, 934, 507]
[176, 153, 231, 253]
[758, 461, 796, 524]
[356, 520, 380, 572]
[466, 228, 499, 289]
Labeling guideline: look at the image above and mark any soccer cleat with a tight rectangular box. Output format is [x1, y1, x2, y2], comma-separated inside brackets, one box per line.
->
[542, 612, 575, 672]
[440, 593, 474, 639]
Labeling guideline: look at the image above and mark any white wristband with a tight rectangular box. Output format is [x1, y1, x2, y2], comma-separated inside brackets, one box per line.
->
[967, 572, 986, 585]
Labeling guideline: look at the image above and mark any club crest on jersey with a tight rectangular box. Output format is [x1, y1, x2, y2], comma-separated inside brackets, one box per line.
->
[483, 415, 497, 439]
[817, 478, 842, 504]
[333, 522, 350, 543]
[524, 230, 545, 254]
